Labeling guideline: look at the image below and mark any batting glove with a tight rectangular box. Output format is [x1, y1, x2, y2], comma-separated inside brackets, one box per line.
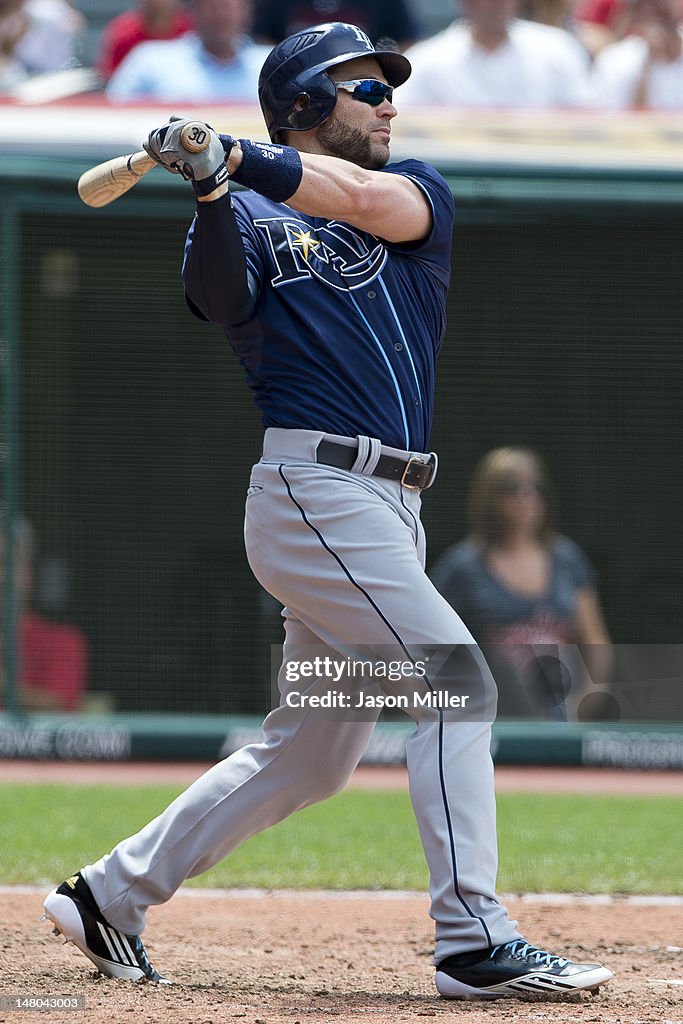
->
[143, 116, 229, 196]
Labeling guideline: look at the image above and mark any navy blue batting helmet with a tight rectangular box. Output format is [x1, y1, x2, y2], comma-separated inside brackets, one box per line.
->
[258, 22, 411, 141]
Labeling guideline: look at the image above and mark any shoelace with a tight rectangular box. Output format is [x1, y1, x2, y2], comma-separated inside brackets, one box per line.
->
[128, 935, 149, 964]
[498, 940, 570, 968]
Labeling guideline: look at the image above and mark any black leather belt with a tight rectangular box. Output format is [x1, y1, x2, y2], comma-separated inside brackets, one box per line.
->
[316, 439, 437, 490]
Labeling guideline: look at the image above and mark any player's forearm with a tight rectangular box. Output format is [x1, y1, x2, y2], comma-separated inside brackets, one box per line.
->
[290, 157, 430, 242]
[284, 151, 374, 212]
[226, 141, 429, 242]
[201, 145, 374, 221]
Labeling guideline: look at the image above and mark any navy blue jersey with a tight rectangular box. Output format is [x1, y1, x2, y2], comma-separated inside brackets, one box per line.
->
[184, 159, 454, 452]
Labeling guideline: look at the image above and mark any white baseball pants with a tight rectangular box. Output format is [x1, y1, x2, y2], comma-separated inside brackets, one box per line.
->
[84, 428, 520, 961]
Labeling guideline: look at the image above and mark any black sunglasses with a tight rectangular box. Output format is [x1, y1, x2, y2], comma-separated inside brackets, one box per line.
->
[335, 79, 394, 106]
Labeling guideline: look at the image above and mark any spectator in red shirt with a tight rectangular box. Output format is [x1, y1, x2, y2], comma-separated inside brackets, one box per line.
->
[1, 519, 87, 712]
[574, 0, 625, 51]
[98, 0, 194, 80]
[576, 0, 622, 23]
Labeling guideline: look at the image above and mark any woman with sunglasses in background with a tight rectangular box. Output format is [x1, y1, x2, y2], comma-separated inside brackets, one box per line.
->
[430, 448, 612, 720]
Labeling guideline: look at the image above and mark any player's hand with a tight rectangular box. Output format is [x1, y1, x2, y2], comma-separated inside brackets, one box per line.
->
[143, 117, 229, 195]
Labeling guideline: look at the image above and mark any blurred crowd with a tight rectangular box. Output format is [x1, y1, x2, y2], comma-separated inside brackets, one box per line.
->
[0, 0, 682, 109]
[1, 518, 88, 713]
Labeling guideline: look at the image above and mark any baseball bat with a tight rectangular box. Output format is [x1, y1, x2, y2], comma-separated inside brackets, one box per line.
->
[77, 121, 212, 208]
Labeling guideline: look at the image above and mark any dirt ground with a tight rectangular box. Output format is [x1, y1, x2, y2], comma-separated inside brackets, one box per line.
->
[1, 764, 681, 1023]
[0, 890, 681, 1024]
[3, 761, 683, 795]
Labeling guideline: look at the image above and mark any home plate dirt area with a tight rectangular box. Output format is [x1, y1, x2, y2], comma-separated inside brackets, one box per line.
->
[1, 890, 681, 1024]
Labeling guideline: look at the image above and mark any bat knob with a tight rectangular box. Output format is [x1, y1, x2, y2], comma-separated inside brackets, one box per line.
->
[180, 122, 211, 153]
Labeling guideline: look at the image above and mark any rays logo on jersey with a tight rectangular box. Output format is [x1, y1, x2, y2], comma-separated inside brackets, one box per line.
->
[254, 217, 387, 291]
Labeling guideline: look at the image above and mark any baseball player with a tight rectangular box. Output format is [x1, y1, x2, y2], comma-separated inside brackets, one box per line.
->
[44, 23, 613, 1000]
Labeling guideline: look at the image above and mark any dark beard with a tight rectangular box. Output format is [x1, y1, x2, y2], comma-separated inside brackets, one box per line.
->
[317, 115, 390, 170]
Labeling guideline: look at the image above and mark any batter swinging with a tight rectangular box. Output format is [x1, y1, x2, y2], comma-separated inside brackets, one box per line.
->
[44, 22, 613, 1000]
